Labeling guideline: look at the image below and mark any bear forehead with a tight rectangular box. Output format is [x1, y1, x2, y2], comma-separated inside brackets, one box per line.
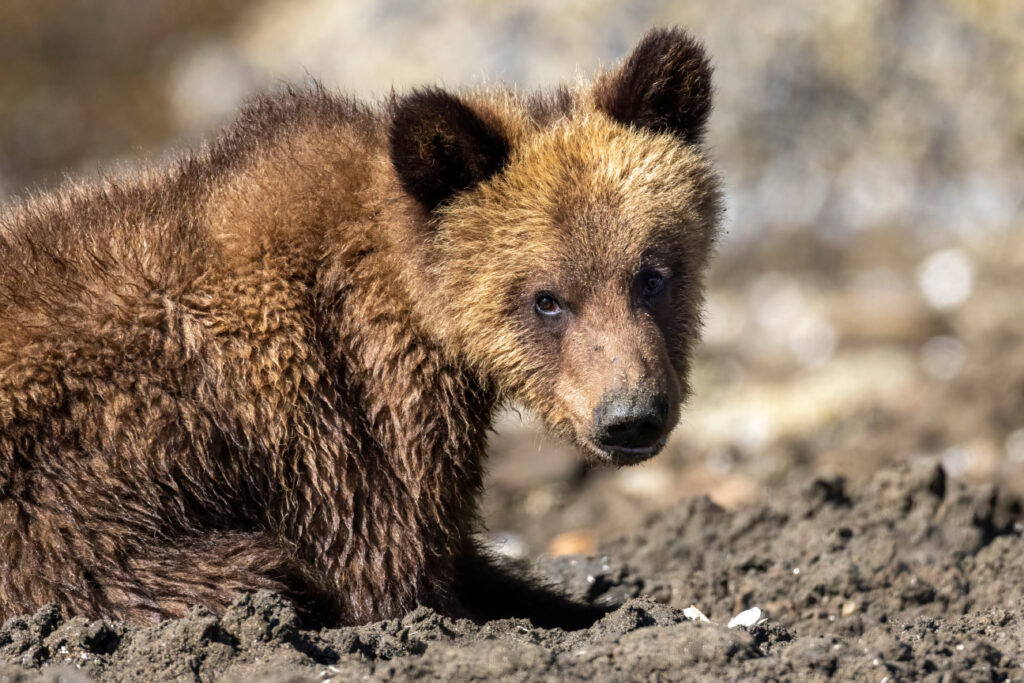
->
[440, 113, 715, 269]
[508, 115, 708, 209]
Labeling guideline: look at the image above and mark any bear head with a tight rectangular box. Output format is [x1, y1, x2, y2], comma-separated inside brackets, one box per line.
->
[389, 28, 721, 466]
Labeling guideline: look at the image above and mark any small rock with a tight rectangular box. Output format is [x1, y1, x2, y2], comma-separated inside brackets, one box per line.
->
[547, 530, 597, 557]
[486, 531, 528, 559]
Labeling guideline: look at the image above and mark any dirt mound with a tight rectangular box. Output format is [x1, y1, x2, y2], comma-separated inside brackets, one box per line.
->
[1, 461, 1022, 681]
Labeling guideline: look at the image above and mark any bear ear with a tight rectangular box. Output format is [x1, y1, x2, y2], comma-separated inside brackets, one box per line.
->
[389, 88, 510, 211]
[595, 27, 713, 144]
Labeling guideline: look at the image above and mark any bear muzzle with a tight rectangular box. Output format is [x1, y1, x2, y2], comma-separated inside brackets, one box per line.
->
[591, 390, 670, 465]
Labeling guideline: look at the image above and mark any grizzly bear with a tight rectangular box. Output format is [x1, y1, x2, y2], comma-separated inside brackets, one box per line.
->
[0, 28, 720, 627]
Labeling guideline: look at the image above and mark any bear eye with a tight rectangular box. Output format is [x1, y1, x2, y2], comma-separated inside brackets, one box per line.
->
[639, 271, 666, 298]
[534, 293, 562, 317]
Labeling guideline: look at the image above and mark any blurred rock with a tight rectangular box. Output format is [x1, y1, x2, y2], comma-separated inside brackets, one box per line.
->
[169, 41, 259, 133]
[916, 248, 976, 311]
[919, 335, 967, 381]
[706, 476, 760, 509]
[1005, 429, 1024, 465]
[485, 531, 528, 560]
[548, 530, 598, 558]
[615, 466, 673, 499]
[0, 0, 251, 193]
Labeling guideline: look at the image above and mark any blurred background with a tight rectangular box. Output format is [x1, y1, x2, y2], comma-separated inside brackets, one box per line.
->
[2, 0, 1021, 558]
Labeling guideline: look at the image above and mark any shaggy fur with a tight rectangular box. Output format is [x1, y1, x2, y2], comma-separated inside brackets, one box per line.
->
[0, 28, 721, 626]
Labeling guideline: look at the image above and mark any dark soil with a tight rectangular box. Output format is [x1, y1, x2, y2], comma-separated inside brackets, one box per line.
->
[3, 460, 1023, 682]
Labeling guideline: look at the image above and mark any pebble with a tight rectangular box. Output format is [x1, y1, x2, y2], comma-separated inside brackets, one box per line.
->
[547, 530, 597, 557]
[916, 248, 975, 311]
[486, 531, 528, 559]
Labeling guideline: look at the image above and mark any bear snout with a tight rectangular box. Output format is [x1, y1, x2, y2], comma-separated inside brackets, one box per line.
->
[591, 390, 670, 464]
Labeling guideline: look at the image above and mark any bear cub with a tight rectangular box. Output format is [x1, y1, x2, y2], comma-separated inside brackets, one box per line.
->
[0, 28, 721, 627]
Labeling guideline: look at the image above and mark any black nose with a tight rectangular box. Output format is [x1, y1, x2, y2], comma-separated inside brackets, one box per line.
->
[593, 392, 669, 451]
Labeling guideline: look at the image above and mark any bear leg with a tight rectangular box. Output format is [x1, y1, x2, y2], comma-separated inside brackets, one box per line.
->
[451, 541, 614, 630]
[110, 531, 328, 625]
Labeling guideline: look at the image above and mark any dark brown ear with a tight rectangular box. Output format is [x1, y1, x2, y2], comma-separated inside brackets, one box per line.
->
[389, 88, 510, 211]
[595, 28, 713, 144]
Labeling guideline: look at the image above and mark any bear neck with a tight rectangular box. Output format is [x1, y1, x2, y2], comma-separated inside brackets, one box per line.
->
[312, 190, 499, 582]
[204, 104, 500, 568]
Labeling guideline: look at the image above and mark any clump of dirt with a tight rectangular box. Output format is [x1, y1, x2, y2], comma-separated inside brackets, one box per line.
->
[2, 460, 1022, 681]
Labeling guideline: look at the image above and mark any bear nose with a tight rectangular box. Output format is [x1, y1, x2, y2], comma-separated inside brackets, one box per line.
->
[593, 392, 669, 452]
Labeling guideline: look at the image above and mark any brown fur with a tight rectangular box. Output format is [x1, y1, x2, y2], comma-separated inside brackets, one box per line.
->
[0, 28, 721, 626]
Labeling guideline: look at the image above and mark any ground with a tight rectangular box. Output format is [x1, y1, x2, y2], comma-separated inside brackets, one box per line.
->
[2, 461, 1023, 681]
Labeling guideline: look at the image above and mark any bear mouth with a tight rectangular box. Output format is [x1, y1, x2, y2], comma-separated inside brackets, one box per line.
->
[584, 438, 667, 466]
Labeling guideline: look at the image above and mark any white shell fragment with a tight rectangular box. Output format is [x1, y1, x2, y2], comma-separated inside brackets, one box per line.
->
[683, 605, 711, 623]
[682, 604, 768, 629]
[728, 606, 765, 629]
